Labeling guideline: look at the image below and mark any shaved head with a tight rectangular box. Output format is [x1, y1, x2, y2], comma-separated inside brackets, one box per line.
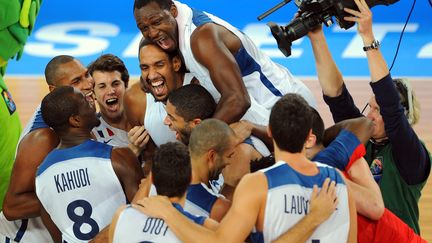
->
[44, 55, 75, 85]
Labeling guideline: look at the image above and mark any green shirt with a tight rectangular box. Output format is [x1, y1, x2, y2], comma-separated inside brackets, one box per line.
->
[366, 141, 429, 234]
[0, 76, 21, 210]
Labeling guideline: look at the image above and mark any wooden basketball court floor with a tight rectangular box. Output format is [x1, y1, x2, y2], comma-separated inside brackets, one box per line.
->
[4, 76, 432, 240]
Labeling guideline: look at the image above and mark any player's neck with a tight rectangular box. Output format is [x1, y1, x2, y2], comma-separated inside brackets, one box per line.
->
[101, 112, 131, 131]
[306, 144, 325, 160]
[169, 194, 186, 207]
[178, 72, 186, 86]
[190, 158, 208, 184]
[274, 147, 318, 176]
[58, 130, 93, 148]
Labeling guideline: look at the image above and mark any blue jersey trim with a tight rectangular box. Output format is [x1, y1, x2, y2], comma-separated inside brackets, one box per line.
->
[264, 162, 344, 190]
[243, 137, 255, 148]
[37, 140, 112, 176]
[13, 219, 28, 242]
[191, 8, 212, 27]
[29, 106, 49, 132]
[234, 46, 283, 97]
[313, 129, 360, 170]
[173, 203, 206, 225]
[249, 232, 264, 243]
[186, 184, 218, 215]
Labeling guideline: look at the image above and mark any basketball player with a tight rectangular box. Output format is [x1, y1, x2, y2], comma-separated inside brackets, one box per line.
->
[88, 54, 149, 155]
[124, 39, 195, 149]
[133, 0, 316, 124]
[164, 84, 265, 196]
[136, 94, 357, 243]
[109, 142, 218, 243]
[125, 39, 270, 173]
[185, 119, 237, 221]
[35, 86, 143, 242]
[0, 55, 94, 243]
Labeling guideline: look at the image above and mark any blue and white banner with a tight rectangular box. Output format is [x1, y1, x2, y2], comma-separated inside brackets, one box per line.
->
[6, 0, 432, 77]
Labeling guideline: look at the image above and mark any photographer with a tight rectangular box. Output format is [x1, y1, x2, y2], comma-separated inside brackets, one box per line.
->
[307, 0, 431, 235]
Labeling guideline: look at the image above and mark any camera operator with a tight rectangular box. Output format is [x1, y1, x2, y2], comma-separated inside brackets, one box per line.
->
[307, 0, 430, 236]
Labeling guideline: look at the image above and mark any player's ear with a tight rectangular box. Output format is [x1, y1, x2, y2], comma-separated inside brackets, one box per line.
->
[48, 84, 56, 92]
[305, 130, 316, 149]
[191, 118, 202, 128]
[172, 56, 181, 72]
[170, 4, 178, 18]
[207, 149, 216, 168]
[69, 114, 81, 128]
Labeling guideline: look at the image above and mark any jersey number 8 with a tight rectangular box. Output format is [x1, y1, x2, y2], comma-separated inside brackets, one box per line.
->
[67, 199, 100, 240]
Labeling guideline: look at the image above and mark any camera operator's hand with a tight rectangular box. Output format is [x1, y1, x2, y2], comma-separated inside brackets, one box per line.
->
[292, 11, 324, 42]
[306, 24, 324, 42]
[344, 0, 375, 44]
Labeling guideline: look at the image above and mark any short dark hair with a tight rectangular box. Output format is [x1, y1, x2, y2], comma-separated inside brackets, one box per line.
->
[152, 142, 191, 198]
[310, 107, 324, 145]
[44, 55, 75, 85]
[250, 154, 276, 172]
[87, 54, 130, 88]
[41, 86, 80, 133]
[134, 0, 173, 11]
[168, 84, 216, 122]
[189, 119, 235, 158]
[269, 93, 313, 153]
[138, 38, 186, 73]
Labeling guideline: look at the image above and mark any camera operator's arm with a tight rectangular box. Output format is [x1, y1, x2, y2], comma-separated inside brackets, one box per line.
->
[344, 0, 388, 82]
[344, 0, 431, 185]
[307, 26, 362, 122]
[307, 26, 344, 97]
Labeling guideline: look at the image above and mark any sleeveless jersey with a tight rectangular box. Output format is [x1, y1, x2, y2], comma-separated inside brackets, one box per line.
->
[144, 72, 194, 147]
[0, 105, 52, 243]
[91, 114, 129, 147]
[185, 183, 219, 217]
[259, 161, 350, 243]
[112, 203, 205, 243]
[35, 140, 126, 243]
[174, 1, 316, 110]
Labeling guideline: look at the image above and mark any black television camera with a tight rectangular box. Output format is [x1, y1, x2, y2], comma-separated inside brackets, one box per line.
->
[258, 0, 400, 57]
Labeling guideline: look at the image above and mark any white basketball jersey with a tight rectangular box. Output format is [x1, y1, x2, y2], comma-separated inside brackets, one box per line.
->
[112, 204, 205, 243]
[35, 140, 127, 243]
[144, 94, 176, 147]
[174, 1, 317, 110]
[260, 161, 350, 243]
[92, 115, 129, 147]
[185, 183, 219, 217]
[0, 105, 53, 243]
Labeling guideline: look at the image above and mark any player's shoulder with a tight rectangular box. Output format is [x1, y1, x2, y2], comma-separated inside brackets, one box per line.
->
[237, 171, 267, 194]
[112, 146, 135, 160]
[124, 83, 147, 105]
[20, 127, 59, 151]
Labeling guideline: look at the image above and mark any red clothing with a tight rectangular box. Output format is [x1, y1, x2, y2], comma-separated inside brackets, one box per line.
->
[358, 209, 426, 243]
